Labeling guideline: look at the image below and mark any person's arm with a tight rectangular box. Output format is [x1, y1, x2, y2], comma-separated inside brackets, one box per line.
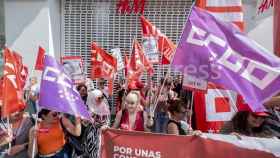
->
[0, 132, 12, 147]
[167, 122, 179, 135]
[61, 116, 81, 137]
[264, 95, 280, 108]
[28, 127, 37, 158]
[112, 110, 122, 129]
[143, 111, 153, 132]
[8, 143, 28, 156]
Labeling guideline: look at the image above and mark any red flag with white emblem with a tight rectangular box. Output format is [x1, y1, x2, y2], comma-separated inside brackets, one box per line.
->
[1, 48, 25, 117]
[194, 83, 248, 133]
[140, 16, 176, 64]
[90, 42, 117, 80]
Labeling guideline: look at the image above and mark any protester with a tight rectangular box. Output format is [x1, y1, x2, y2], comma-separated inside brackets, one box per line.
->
[3, 110, 33, 158]
[152, 78, 177, 133]
[26, 77, 40, 115]
[96, 78, 111, 112]
[127, 80, 148, 108]
[166, 99, 191, 135]
[97, 78, 109, 98]
[113, 91, 153, 132]
[173, 76, 182, 97]
[77, 84, 88, 105]
[81, 89, 110, 158]
[220, 111, 274, 138]
[263, 106, 280, 138]
[116, 79, 126, 113]
[28, 109, 81, 158]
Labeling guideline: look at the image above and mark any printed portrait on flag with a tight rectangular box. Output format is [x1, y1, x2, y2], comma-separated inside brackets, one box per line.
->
[142, 37, 159, 63]
[61, 56, 85, 84]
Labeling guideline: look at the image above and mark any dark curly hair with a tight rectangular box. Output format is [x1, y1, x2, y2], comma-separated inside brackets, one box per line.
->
[38, 109, 51, 119]
[232, 111, 266, 135]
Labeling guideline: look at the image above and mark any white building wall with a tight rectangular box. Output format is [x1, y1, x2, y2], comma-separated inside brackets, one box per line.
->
[244, 0, 274, 53]
[4, 0, 61, 78]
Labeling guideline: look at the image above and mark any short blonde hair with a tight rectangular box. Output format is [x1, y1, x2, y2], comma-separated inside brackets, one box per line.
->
[126, 91, 140, 104]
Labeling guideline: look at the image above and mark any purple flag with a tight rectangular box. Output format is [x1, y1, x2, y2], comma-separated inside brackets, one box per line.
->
[39, 55, 91, 119]
[172, 7, 280, 112]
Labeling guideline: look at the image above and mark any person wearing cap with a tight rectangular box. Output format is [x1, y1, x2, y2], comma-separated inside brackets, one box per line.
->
[81, 89, 110, 158]
[220, 111, 274, 138]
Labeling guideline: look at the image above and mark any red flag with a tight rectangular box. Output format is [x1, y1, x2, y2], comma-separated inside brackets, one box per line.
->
[20, 65, 28, 88]
[12, 51, 28, 88]
[91, 42, 117, 79]
[140, 16, 176, 64]
[130, 39, 154, 75]
[125, 54, 142, 82]
[2, 48, 25, 117]
[196, 0, 244, 31]
[194, 83, 246, 133]
[35, 46, 45, 70]
[274, 0, 280, 56]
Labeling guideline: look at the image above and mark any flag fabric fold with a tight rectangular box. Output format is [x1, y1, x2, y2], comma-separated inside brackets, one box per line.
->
[172, 7, 280, 112]
[39, 55, 91, 119]
[90, 42, 117, 80]
[1, 48, 25, 117]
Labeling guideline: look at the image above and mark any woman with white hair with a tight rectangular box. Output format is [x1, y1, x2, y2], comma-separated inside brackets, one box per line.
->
[113, 91, 153, 132]
[81, 89, 110, 158]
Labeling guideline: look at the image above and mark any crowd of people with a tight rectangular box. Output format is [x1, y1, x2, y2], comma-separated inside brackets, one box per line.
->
[0, 76, 280, 158]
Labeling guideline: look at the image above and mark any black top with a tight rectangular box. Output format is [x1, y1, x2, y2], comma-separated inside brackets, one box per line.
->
[167, 119, 186, 135]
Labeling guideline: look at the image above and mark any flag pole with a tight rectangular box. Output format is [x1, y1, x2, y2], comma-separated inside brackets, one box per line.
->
[31, 111, 38, 158]
[188, 91, 194, 131]
[152, 2, 196, 114]
[7, 117, 11, 153]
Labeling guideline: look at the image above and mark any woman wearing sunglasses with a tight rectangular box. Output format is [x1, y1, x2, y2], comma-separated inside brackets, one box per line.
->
[28, 109, 81, 158]
[220, 110, 273, 138]
[113, 91, 154, 132]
